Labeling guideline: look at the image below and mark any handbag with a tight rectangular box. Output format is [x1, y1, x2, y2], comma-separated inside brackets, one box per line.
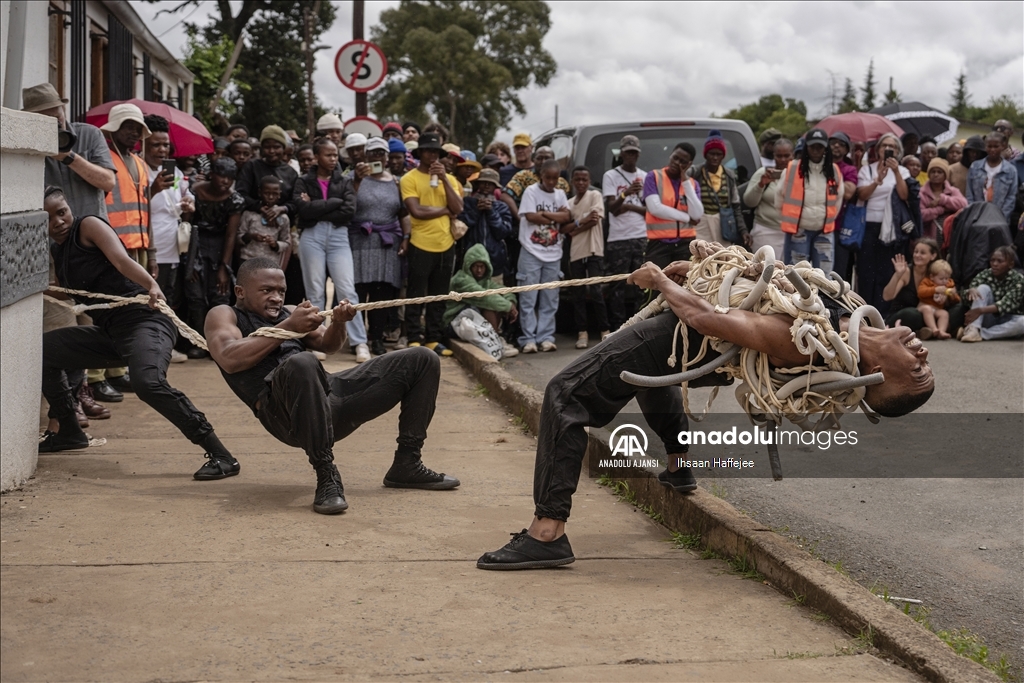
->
[450, 217, 469, 240]
[839, 205, 867, 250]
[709, 170, 741, 243]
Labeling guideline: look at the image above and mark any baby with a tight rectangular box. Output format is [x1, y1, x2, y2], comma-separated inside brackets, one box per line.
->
[917, 259, 960, 339]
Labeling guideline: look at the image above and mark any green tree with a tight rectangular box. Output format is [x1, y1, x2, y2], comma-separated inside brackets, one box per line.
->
[147, 1, 335, 136]
[369, 0, 557, 152]
[883, 78, 901, 105]
[966, 95, 1024, 128]
[861, 59, 877, 110]
[948, 70, 971, 119]
[721, 94, 808, 140]
[839, 78, 860, 113]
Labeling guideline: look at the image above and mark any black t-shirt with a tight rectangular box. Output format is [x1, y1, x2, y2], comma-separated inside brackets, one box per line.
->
[219, 305, 305, 411]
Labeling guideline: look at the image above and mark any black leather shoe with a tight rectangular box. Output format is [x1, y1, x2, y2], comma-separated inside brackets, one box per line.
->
[313, 464, 348, 514]
[106, 374, 134, 393]
[186, 347, 210, 360]
[193, 453, 240, 480]
[658, 466, 697, 493]
[477, 530, 575, 570]
[370, 339, 387, 356]
[39, 430, 90, 453]
[89, 380, 123, 403]
[383, 459, 460, 490]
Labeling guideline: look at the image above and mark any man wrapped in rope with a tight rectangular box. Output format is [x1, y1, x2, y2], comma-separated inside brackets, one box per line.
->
[478, 241, 934, 570]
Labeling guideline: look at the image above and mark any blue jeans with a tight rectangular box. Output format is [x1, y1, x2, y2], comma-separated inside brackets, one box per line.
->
[299, 221, 367, 345]
[784, 229, 834, 272]
[517, 250, 560, 347]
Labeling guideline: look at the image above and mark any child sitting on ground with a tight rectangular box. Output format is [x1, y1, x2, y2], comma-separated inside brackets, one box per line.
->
[443, 243, 519, 359]
[917, 259, 960, 339]
[563, 165, 610, 349]
[237, 175, 291, 267]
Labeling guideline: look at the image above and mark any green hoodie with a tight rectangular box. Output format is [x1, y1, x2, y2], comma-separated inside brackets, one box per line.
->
[443, 243, 516, 326]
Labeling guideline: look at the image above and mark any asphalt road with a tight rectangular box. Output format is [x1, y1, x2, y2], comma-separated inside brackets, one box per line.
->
[498, 327, 1024, 677]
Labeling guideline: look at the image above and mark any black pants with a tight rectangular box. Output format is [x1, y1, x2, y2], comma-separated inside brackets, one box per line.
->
[856, 222, 901, 313]
[604, 237, 647, 330]
[255, 347, 440, 468]
[185, 254, 230, 336]
[569, 257, 609, 332]
[644, 238, 694, 269]
[156, 262, 184, 311]
[405, 243, 455, 344]
[534, 311, 729, 521]
[355, 282, 398, 343]
[42, 311, 214, 442]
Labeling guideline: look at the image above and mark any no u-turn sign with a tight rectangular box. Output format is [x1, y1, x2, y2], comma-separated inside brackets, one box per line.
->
[334, 39, 388, 93]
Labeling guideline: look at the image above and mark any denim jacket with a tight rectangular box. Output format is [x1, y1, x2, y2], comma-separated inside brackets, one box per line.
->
[966, 159, 1018, 222]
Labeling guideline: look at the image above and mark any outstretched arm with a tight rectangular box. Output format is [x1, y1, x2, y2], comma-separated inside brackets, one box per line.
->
[628, 262, 806, 366]
[78, 216, 164, 307]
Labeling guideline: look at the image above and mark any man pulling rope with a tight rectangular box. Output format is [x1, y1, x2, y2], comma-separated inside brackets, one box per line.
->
[477, 241, 935, 570]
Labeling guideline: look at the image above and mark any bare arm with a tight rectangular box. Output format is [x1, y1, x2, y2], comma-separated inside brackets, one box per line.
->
[58, 154, 115, 192]
[78, 216, 163, 306]
[404, 196, 451, 220]
[440, 174, 463, 214]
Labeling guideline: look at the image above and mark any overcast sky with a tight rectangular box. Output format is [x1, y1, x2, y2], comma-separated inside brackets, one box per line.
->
[133, 0, 1023, 144]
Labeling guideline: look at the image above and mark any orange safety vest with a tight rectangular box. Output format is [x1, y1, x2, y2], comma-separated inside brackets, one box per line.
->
[778, 160, 841, 235]
[105, 148, 150, 249]
[645, 168, 696, 240]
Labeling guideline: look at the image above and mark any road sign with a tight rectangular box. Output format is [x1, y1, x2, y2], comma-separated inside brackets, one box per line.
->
[334, 40, 388, 93]
[343, 116, 383, 138]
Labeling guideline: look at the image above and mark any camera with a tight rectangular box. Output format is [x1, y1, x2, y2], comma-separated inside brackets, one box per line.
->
[57, 125, 77, 153]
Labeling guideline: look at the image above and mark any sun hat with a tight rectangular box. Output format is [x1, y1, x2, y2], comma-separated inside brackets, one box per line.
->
[471, 168, 501, 187]
[21, 82, 67, 113]
[100, 103, 151, 138]
[411, 133, 446, 160]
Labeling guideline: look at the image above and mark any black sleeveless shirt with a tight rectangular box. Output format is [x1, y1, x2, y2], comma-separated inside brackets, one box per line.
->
[51, 216, 148, 326]
[220, 305, 305, 411]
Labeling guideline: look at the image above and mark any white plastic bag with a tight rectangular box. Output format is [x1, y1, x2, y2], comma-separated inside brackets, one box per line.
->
[451, 307, 503, 359]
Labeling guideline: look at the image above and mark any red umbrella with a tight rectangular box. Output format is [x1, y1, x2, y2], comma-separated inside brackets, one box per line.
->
[816, 112, 904, 144]
[84, 99, 214, 157]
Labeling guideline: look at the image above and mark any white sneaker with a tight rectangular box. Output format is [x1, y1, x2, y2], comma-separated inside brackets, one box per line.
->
[312, 350, 327, 361]
[394, 336, 408, 350]
[522, 342, 538, 354]
[959, 326, 982, 343]
[575, 332, 589, 349]
[540, 341, 557, 352]
[600, 330, 611, 341]
[354, 343, 371, 363]
[170, 349, 187, 363]
[501, 341, 519, 358]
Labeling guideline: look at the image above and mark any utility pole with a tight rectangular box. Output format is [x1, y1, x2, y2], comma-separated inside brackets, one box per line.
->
[303, 1, 322, 141]
[354, 0, 367, 116]
[554, 104, 558, 128]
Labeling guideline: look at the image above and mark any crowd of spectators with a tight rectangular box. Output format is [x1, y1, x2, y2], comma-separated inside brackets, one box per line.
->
[26, 78, 1024, 428]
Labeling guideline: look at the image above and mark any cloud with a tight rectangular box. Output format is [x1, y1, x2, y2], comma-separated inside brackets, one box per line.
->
[133, 0, 1022, 147]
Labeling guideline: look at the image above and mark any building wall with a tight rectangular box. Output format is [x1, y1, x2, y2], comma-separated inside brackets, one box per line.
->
[1, 106, 55, 492]
[1, 0, 50, 109]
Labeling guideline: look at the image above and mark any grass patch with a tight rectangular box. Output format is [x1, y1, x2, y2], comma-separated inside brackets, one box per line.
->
[706, 481, 728, 498]
[727, 554, 766, 582]
[670, 532, 702, 550]
[507, 414, 530, 434]
[855, 625, 875, 650]
[471, 383, 489, 397]
[830, 560, 850, 577]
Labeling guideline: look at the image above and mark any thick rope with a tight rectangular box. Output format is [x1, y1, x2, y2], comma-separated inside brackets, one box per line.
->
[46, 273, 630, 349]
[616, 241, 881, 430]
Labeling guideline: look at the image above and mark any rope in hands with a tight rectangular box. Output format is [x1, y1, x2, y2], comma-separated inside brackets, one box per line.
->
[45, 273, 631, 350]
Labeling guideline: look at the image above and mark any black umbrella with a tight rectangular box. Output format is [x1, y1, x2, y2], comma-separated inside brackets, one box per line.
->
[869, 102, 960, 144]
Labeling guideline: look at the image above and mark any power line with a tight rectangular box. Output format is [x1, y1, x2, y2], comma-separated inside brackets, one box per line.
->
[156, 1, 207, 38]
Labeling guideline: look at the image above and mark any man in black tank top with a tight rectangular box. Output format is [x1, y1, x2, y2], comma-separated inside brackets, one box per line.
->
[205, 257, 459, 515]
[40, 188, 238, 480]
[479, 257, 935, 570]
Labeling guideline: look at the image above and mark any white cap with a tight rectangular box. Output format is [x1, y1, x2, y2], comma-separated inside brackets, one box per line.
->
[344, 133, 367, 149]
[316, 113, 343, 132]
[365, 136, 389, 153]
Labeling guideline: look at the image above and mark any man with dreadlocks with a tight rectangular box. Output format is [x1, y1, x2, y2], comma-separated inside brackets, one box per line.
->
[477, 243, 935, 570]
[39, 186, 237, 480]
[775, 128, 841, 272]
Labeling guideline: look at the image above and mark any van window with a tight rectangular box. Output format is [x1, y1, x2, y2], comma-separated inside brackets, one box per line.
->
[548, 134, 573, 168]
[584, 129, 756, 185]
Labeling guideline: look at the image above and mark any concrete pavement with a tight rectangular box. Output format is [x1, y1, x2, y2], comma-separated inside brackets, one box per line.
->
[1, 352, 923, 682]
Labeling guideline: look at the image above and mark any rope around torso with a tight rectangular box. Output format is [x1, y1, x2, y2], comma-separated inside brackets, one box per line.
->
[46, 273, 630, 349]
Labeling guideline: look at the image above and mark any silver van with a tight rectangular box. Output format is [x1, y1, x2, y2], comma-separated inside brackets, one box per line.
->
[534, 119, 762, 185]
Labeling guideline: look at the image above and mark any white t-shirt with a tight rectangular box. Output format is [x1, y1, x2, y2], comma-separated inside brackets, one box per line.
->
[146, 166, 192, 264]
[857, 162, 910, 223]
[984, 161, 1000, 189]
[519, 183, 568, 263]
[602, 166, 647, 242]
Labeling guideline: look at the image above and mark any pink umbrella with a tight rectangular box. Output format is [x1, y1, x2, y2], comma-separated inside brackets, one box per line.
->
[84, 99, 214, 157]
[816, 112, 905, 144]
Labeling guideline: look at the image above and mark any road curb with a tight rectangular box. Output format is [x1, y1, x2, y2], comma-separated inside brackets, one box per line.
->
[449, 340, 1001, 683]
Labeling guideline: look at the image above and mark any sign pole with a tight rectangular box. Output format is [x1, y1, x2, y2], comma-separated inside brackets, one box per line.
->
[353, 0, 367, 117]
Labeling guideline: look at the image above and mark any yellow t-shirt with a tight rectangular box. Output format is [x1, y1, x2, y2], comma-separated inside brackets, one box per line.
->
[400, 170, 463, 253]
[707, 165, 724, 193]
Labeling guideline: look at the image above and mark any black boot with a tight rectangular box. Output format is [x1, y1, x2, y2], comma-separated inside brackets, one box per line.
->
[39, 396, 89, 453]
[313, 463, 348, 514]
[383, 452, 460, 490]
[657, 466, 697, 493]
[193, 433, 240, 480]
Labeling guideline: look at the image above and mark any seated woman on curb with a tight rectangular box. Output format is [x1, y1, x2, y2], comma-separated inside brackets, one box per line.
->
[477, 253, 934, 570]
[959, 246, 1024, 343]
[881, 238, 940, 337]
